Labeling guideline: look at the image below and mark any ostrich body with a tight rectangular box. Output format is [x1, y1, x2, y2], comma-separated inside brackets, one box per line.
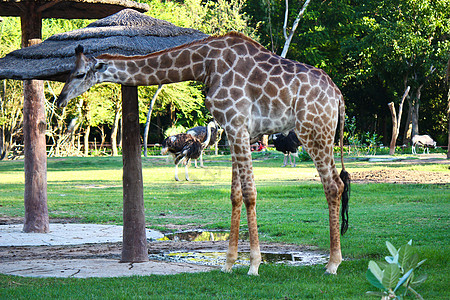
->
[186, 122, 222, 167]
[273, 130, 301, 167]
[161, 122, 215, 181]
[412, 134, 436, 154]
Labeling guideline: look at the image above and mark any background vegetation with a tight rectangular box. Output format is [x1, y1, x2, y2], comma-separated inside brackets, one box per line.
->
[1, 0, 449, 159]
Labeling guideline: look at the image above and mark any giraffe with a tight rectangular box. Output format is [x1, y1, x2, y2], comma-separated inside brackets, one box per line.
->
[57, 32, 350, 276]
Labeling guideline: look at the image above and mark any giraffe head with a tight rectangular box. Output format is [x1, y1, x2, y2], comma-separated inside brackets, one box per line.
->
[57, 45, 107, 107]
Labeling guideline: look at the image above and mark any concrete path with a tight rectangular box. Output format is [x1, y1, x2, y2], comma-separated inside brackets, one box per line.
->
[0, 224, 216, 278]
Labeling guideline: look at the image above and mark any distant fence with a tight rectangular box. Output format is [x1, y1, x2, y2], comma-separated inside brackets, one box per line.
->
[2, 143, 449, 160]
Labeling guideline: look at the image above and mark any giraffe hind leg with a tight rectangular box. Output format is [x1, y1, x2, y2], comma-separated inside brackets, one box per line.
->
[298, 132, 345, 274]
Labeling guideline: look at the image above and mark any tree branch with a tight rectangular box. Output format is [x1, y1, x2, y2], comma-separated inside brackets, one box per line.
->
[280, 0, 311, 58]
[143, 84, 163, 157]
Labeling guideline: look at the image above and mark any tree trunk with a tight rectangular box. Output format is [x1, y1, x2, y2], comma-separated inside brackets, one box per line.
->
[84, 125, 90, 156]
[388, 103, 398, 155]
[402, 101, 413, 145]
[99, 125, 106, 150]
[111, 104, 121, 156]
[143, 84, 163, 157]
[21, 4, 49, 233]
[447, 58, 450, 159]
[411, 86, 423, 138]
[120, 85, 148, 263]
[447, 88, 450, 159]
[388, 86, 409, 155]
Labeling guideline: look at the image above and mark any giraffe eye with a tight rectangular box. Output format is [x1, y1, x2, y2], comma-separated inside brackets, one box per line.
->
[75, 73, 85, 79]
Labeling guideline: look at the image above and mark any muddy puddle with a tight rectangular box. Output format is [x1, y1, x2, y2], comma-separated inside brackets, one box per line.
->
[150, 230, 328, 267]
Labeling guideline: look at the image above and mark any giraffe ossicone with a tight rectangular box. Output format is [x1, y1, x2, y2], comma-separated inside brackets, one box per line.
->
[57, 32, 350, 276]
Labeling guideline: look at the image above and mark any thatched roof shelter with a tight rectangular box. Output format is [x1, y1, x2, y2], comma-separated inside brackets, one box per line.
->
[0, 9, 208, 82]
[0, 0, 148, 19]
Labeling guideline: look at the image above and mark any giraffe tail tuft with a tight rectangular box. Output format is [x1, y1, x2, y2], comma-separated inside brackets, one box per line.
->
[339, 169, 350, 235]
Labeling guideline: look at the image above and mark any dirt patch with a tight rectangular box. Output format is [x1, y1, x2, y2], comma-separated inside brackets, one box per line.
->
[350, 169, 449, 184]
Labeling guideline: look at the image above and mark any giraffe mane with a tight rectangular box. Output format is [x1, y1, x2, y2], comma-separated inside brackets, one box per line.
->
[96, 32, 266, 61]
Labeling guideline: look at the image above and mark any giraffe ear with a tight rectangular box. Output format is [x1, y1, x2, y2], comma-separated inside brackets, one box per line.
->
[75, 45, 84, 55]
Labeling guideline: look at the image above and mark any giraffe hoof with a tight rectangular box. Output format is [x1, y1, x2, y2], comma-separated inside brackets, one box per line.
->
[324, 264, 339, 275]
[247, 265, 260, 276]
[324, 270, 337, 275]
[221, 266, 233, 274]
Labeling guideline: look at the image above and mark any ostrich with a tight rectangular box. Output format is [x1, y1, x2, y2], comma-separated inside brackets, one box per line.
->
[186, 121, 223, 167]
[412, 134, 436, 154]
[161, 122, 215, 181]
[273, 130, 301, 167]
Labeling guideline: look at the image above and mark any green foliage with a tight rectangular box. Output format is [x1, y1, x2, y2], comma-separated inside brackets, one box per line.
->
[297, 148, 312, 162]
[148, 0, 255, 36]
[0, 17, 21, 56]
[164, 124, 187, 138]
[367, 240, 427, 299]
[345, 115, 383, 156]
[1, 1, 449, 155]
[245, 0, 449, 145]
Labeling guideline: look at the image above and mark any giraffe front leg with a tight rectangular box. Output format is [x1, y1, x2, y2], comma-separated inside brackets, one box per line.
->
[222, 163, 242, 273]
[234, 139, 261, 276]
[244, 187, 261, 276]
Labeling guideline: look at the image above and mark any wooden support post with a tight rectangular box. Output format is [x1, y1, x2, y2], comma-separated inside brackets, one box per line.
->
[21, 3, 49, 233]
[120, 85, 148, 262]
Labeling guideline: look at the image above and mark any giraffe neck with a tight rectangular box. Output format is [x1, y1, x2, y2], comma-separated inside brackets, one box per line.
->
[94, 32, 268, 87]
[95, 38, 216, 86]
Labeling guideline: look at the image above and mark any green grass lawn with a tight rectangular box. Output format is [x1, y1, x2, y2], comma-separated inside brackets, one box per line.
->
[0, 153, 449, 299]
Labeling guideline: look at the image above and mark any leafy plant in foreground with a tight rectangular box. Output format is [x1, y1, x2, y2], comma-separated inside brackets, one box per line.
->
[366, 240, 427, 299]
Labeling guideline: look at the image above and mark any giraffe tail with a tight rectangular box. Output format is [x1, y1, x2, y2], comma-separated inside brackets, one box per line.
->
[339, 169, 350, 235]
[339, 96, 350, 236]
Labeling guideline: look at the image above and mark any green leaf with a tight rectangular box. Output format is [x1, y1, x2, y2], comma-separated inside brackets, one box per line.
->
[394, 268, 413, 292]
[386, 241, 398, 257]
[382, 264, 401, 289]
[366, 291, 388, 297]
[416, 259, 427, 269]
[367, 268, 386, 291]
[377, 261, 389, 270]
[368, 261, 384, 283]
[410, 274, 428, 286]
[398, 243, 414, 270]
[403, 252, 419, 273]
[385, 256, 397, 264]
